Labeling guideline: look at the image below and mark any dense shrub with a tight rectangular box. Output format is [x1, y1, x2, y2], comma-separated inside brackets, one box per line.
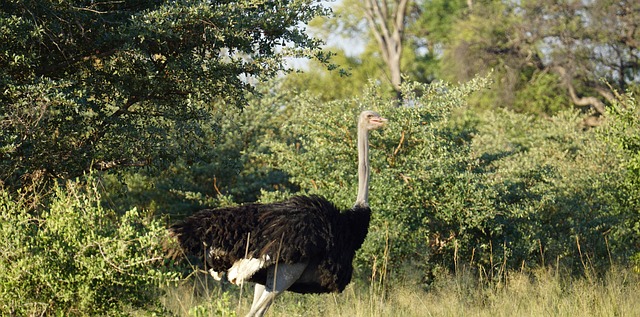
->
[243, 78, 639, 280]
[260, 77, 497, 277]
[0, 179, 176, 316]
[597, 92, 640, 266]
[98, 89, 311, 218]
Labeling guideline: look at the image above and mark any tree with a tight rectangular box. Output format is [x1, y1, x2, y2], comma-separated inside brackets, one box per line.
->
[527, 0, 639, 115]
[282, 48, 390, 102]
[309, 0, 417, 100]
[363, 0, 412, 100]
[406, 0, 468, 83]
[294, 0, 470, 101]
[0, 0, 328, 191]
[441, 0, 640, 117]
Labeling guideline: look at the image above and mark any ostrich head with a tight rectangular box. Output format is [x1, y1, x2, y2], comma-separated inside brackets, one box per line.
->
[358, 110, 388, 131]
[355, 110, 387, 208]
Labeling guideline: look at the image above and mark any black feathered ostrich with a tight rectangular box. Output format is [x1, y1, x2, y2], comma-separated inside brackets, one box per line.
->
[169, 110, 387, 316]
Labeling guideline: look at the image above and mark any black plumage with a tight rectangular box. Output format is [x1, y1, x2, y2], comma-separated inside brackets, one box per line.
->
[170, 195, 371, 293]
[168, 110, 387, 316]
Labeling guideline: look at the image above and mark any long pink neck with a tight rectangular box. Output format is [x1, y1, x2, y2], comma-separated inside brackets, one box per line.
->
[354, 121, 369, 208]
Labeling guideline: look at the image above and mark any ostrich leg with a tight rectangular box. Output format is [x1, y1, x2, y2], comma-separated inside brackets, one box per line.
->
[246, 262, 308, 317]
[251, 283, 266, 311]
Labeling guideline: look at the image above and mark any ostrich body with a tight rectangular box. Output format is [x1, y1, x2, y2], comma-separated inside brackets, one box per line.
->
[169, 111, 387, 316]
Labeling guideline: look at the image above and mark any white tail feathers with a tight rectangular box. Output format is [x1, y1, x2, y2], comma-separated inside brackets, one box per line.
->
[208, 269, 223, 281]
[227, 255, 271, 285]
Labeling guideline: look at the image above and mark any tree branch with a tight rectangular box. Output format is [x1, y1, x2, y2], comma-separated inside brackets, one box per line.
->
[92, 159, 149, 171]
[364, 0, 391, 65]
[363, 0, 409, 95]
[553, 65, 607, 115]
[35, 48, 118, 77]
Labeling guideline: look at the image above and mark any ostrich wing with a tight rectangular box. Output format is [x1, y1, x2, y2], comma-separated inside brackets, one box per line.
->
[170, 195, 339, 280]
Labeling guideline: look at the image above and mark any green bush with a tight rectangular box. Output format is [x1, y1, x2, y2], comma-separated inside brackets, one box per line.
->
[259, 77, 496, 277]
[597, 91, 640, 265]
[470, 109, 617, 274]
[241, 78, 639, 280]
[0, 179, 177, 316]
[99, 91, 302, 218]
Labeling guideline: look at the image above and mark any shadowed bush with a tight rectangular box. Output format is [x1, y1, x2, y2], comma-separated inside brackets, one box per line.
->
[0, 179, 177, 316]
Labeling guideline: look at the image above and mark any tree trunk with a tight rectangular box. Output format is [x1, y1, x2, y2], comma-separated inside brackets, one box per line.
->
[553, 66, 607, 115]
[363, 0, 410, 101]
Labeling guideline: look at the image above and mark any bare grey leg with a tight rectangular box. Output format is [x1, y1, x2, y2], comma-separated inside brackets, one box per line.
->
[250, 283, 266, 312]
[245, 262, 308, 317]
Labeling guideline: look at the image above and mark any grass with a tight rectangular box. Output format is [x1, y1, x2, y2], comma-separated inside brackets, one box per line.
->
[160, 266, 640, 317]
[418, 267, 640, 317]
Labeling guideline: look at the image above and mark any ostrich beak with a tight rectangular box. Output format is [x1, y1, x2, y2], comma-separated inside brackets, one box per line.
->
[372, 116, 388, 126]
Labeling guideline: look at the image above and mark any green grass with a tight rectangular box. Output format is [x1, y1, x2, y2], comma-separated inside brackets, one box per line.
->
[160, 266, 640, 317]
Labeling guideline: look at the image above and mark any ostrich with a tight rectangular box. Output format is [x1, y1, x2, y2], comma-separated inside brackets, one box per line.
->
[169, 110, 387, 316]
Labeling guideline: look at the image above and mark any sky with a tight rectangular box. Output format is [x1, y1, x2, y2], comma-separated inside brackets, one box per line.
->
[285, 0, 367, 70]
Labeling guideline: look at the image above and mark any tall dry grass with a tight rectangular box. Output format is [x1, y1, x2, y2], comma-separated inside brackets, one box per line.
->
[160, 265, 640, 317]
[417, 266, 640, 317]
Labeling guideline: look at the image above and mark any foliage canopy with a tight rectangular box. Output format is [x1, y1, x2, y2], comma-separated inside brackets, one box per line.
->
[0, 0, 329, 190]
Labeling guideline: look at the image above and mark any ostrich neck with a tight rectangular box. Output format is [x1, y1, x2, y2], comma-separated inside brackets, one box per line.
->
[354, 124, 370, 208]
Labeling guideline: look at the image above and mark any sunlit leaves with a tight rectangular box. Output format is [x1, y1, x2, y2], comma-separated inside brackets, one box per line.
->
[0, 179, 176, 316]
[0, 0, 329, 191]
